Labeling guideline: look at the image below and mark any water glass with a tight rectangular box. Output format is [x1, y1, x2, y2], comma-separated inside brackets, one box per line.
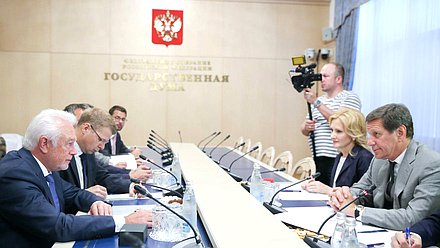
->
[150, 203, 185, 242]
[263, 182, 279, 203]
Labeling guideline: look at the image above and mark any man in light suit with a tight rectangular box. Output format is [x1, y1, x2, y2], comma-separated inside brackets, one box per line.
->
[329, 103, 440, 230]
[0, 109, 150, 248]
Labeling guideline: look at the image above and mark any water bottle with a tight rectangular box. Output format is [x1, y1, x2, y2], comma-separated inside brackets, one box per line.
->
[182, 181, 198, 237]
[250, 163, 265, 203]
[170, 154, 182, 185]
[343, 217, 359, 248]
[330, 212, 346, 248]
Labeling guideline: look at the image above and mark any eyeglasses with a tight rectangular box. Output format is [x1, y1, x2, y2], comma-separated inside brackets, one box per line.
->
[90, 125, 109, 144]
[114, 116, 127, 122]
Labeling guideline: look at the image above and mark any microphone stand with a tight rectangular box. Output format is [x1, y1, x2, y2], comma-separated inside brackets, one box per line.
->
[201, 132, 221, 153]
[307, 101, 317, 160]
[134, 185, 202, 246]
[263, 172, 321, 214]
[197, 132, 217, 148]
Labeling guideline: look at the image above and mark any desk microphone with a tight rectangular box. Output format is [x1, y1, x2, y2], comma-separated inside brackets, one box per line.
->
[146, 144, 173, 166]
[149, 134, 169, 149]
[197, 132, 217, 148]
[208, 134, 231, 158]
[130, 178, 183, 198]
[134, 185, 202, 246]
[139, 155, 180, 187]
[147, 139, 173, 157]
[263, 172, 321, 214]
[216, 142, 246, 164]
[151, 130, 171, 147]
[317, 185, 376, 237]
[245, 167, 286, 182]
[201, 131, 221, 153]
[227, 146, 259, 172]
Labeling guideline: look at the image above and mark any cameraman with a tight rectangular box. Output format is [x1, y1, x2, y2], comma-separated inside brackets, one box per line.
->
[300, 62, 361, 186]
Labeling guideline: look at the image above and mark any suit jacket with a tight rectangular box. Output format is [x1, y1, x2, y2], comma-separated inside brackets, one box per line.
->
[411, 210, 440, 247]
[0, 148, 115, 248]
[59, 152, 131, 194]
[101, 132, 131, 156]
[351, 140, 440, 230]
[329, 145, 373, 187]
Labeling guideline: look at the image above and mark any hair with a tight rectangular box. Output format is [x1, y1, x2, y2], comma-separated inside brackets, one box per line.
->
[329, 108, 369, 154]
[63, 103, 94, 114]
[327, 62, 345, 81]
[23, 109, 77, 150]
[365, 103, 414, 139]
[78, 108, 117, 134]
[109, 105, 127, 116]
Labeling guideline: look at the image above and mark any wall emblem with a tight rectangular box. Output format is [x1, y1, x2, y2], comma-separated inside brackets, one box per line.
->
[152, 9, 183, 47]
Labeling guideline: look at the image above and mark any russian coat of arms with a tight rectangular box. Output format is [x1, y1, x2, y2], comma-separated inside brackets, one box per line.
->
[152, 9, 183, 46]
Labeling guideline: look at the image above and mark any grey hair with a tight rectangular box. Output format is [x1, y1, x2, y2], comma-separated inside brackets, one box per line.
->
[23, 109, 77, 150]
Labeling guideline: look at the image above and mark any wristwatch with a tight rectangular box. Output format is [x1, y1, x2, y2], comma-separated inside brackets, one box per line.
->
[313, 99, 322, 108]
[355, 205, 365, 220]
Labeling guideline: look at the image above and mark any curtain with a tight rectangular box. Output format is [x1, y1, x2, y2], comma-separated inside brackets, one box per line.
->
[333, 0, 368, 90]
[352, 0, 440, 152]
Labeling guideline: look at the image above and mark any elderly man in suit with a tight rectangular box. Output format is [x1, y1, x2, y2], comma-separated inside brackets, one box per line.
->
[0, 109, 151, 248]
[59, 108, 134, 201]
[329, 103, 440, 230]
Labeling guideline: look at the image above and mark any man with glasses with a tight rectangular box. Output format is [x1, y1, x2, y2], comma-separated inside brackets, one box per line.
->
[95, 105, 152, 181]
[59, 108, 134, 210]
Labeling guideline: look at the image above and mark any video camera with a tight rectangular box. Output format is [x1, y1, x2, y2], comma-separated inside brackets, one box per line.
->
[290, 55, 322, 92]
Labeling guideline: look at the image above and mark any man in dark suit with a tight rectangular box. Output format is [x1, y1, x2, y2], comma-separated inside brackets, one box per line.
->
[391, 210, 440, 247]
[95, 105, 151, 180]
[0, 109, 151, 247]
[59, 108, 134, 200]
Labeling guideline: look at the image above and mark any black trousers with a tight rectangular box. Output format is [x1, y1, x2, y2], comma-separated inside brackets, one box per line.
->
[313, 156, 335, 187]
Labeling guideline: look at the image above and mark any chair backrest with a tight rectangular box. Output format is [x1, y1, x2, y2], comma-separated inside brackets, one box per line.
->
[249, 142, 262, 159]
[0, 133, 23, 153]
[291, 157, 316, 180]
[258, 146, 275, 166]
[242, 138, 252, 153]
[234, 136, 244, 151]
[272, 151, 293, 172]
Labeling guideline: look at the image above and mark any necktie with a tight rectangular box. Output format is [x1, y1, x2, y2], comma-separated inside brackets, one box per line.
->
[46, 174, 60, 211]
[384, 161, 396, 209]
[80, 153, 88, 188]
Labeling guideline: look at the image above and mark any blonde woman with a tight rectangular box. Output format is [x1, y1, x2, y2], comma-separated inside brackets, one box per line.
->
[302, 108, 373, 195]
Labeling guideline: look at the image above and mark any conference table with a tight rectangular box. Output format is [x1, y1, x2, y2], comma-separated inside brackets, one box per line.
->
[57, 143, 395, 247]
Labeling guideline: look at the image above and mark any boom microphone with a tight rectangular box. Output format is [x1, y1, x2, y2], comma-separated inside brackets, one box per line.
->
[208, 134, 231, 158]
[146, 144, 173, 166]
[178, 130, 182, 143]
[130, 178, 183, 198]
[216, 141, 246, 164]
[227, 146, 259, 171]
[201, 131, 221, 153]
[147, 139, 172, 157]
[197, 132, 217, 148]
[151, 130, 170, 147]
[263, 172, 321, 214]
[134, 185, 201, 245]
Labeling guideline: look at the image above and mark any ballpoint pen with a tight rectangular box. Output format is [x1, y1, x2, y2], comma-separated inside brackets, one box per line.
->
[405, 227, 411, 245]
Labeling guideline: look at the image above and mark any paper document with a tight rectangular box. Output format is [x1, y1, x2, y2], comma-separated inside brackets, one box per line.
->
[109, 154, 137, 170]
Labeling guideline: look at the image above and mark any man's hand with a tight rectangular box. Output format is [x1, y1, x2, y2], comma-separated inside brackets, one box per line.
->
[86, 185, 108, 199]
[129, 165, 152, 181]
[391, 232, 422, 248]
[328, 186, 356, 216]
[130, 148, 142, 158]
[125, 209, 153, 227]
[301, 119, 316, 136]
[89, 201, 112, 216]
[115, 162, 127, 169]
[303, 88, 317, 104]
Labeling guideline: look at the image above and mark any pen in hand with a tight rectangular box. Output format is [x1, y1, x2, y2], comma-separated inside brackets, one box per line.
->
[405, 227, 411, 245]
